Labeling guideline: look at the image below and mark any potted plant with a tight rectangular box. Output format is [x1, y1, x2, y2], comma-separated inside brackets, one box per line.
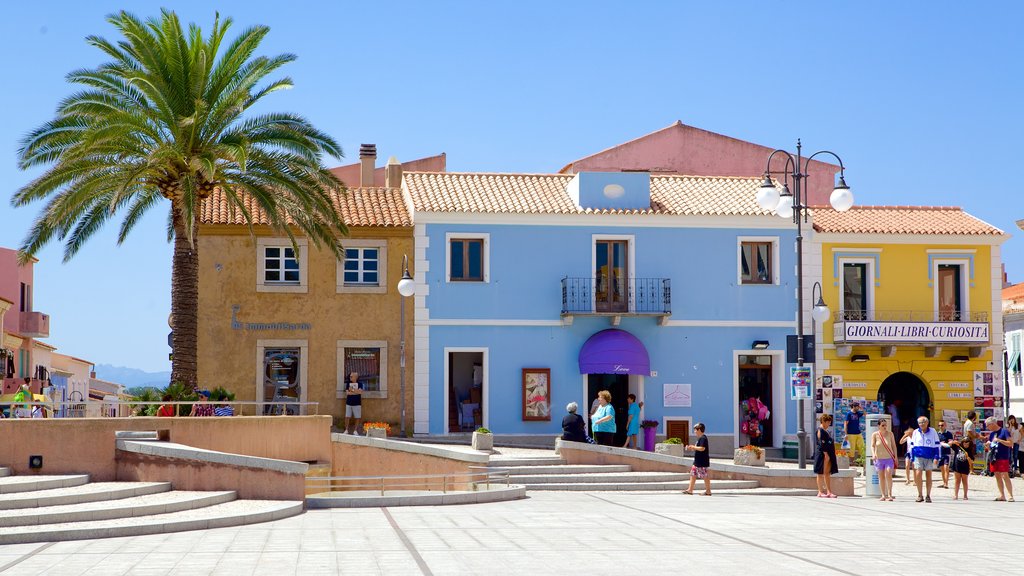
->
[835, 449, 850, 469]
[733, 444, 766, 467]
[363, 422, 391, 439]
[655, 436, 685, 457]
[472, 427, 493, 451]
[640, 420, 659, 451]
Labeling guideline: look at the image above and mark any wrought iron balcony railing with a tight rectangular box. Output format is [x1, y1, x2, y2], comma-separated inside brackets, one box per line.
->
[561, 277, 671, 316]
[834, 309, 989, 322]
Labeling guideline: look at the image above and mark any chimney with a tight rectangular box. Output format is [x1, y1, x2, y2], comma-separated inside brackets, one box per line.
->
[386, 156, 403, 188]
[359, 144, 376, 187]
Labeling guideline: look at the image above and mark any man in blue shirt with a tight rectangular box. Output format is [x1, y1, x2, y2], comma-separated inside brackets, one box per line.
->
[986, 416, 1015, 502]
[844, 402, 865, 461]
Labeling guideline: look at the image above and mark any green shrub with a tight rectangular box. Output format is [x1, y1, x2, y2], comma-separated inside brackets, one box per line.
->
[475, 427, 492, 434]
[663, 437, 683, 444]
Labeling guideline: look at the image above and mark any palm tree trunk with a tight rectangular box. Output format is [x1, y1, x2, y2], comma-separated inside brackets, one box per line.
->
[169, 205, 199, 390]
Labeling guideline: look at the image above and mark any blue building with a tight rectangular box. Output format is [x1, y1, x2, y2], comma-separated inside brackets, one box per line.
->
[404, 170, 802, 452]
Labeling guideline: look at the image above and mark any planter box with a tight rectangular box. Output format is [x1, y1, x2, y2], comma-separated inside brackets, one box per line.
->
[733, 448, 766, 467]
[655, 443, 685, 458]
[366, 428, 387, 439]
[472, 432, 493, 451]
[835, 455, 850, 469]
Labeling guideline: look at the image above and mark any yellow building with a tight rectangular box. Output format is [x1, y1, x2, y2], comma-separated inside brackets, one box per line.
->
[196, 164, 414, 431]
[810, 206, 1008, 433]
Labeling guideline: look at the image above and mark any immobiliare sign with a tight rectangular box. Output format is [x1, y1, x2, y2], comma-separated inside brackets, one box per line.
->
[838, 321, 989, 344]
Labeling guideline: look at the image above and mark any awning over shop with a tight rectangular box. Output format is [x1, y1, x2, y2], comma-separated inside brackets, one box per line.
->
[578, 329, 650, 375]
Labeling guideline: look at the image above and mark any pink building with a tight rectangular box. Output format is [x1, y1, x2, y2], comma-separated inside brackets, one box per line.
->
[0, 248, 50, 394]
[559, 121, 842, 206]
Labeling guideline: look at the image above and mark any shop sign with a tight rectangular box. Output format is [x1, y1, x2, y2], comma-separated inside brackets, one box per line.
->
[231, 305, 311, 331]
[947, 392, 971, 399]
[838, 321, 988, 344]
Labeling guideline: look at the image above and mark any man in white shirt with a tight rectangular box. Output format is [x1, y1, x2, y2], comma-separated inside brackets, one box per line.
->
[911, 416, 942, 503]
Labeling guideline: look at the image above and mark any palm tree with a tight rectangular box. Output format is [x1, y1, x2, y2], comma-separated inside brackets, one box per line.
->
[12, 10, 347, 389]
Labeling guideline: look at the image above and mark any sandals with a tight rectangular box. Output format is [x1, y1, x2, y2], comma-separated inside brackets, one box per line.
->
[925, 496, 932, 503]
[994, 497, 1006, 501]
[682, 490, 693, 495]
[817, 493, 828, 498]
[702, 492, 712, 496]
[1009, 498, 1016, 502]
[915, 496, 924, 502]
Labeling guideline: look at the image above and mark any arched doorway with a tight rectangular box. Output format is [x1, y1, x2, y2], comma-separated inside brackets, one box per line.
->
[877, 372, 930, 454]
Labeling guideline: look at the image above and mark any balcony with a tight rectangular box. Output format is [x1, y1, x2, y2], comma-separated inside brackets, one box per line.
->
[19, 311, 49, 338]
[561, 277, 671, 326]
[833, 309, 989, 356]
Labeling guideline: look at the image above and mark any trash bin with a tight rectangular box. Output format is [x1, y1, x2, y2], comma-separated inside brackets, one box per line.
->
[783, 435, 798, 459]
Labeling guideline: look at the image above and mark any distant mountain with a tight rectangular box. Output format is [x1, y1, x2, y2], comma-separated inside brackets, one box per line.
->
[94, 364, 171, 389]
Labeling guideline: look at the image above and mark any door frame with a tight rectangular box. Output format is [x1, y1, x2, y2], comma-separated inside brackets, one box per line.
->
[580, 374, 644, 433]
[591, 234, 636, 313]
[839, 258, 874, 320]
[933, 259, 970, 321]
[732, 349, 786, 448]
[443, 347, 488, 435]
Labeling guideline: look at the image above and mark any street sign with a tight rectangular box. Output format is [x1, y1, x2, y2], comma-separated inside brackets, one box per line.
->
[786, 335, 815, 363]
[167, 332, 173, 348]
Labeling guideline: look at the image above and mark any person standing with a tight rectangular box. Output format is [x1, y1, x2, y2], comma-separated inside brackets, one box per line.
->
[985, 416, 1015, 502]
[844, 402, 865, 462]
[623, 394, 641, 449]
[871, 418, 897, 501]
[949, 437, 973, 500]
[189, 390, 214, 417]
[157, 394, 176, 417]
[899, 426, 915, 485]
[911, 416, 941, 503]
[683, 423, 711, 496]
[561, 402, 588, 443]
[343, 371, 363, 435]
[814, 414, 838, 498]
[936, 421, 954, 489]
[590, 390, 616, 446]
[962, 410, 979, 460]
[1007, 415, 1021, 476]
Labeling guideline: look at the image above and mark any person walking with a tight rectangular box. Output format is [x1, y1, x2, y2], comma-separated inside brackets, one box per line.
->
[911, 416, 941, 503]
[561, 402, 588, 443]
[985, 416, 1015, 502]
[844, 401, 865, 462]
[949, 437, 973, 500]
[814, 414, 838, 498]
[623, 394, 641, 449]
[590, 390, 616, 446]
[899, 426, 915, 485]
[871, 418, 897, 501]
[1007, 415, 1021, 476]
[936, 421, 954, 489]
[683, 423, 711, 496]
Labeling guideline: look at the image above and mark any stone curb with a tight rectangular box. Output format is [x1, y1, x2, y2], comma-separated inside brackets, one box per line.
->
[333, 434, 490, 464]
[0, 475, 90, 494]
[0, 482, 171, 510]
[305, 484, 526, 508]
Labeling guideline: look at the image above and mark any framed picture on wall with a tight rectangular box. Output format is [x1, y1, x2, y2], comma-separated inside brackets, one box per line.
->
[522, 368, 551, 421]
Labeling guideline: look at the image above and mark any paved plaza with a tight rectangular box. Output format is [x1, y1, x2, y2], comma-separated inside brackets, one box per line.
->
[0, 470, 1020, 576]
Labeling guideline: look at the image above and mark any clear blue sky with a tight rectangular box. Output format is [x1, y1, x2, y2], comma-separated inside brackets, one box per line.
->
[2, 2, 1021, 373]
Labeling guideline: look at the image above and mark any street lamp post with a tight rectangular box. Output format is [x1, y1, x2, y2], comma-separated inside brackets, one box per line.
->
[757, 140, 853, 468]
[397, 255, 416, 437]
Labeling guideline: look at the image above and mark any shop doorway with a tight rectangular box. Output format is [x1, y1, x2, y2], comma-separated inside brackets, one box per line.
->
[587, 374, 628, 446]
[738, 355, 774, 447]
[878, 372, 930, 454]
[448, 351, 484, 433]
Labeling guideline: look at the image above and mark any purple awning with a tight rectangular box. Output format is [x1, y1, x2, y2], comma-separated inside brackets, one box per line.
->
[578, 329, 650, 375]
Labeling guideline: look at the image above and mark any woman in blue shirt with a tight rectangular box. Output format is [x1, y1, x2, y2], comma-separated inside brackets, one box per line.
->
[624, 394, 641, 448]
[591, 390, 616, 446]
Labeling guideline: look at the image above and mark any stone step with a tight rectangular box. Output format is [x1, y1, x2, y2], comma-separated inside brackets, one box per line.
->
[0, 481, 172, 510]
[0, 490, 237, 527]
[0, 468, 10, 478]
[522, 480, 760, 491]
[0, 499, 304, 545]
[513, 472, 690, 484]
[488, 457, 566, 467]
[496, 465, 632, 475]
[0, 475, 89, 494]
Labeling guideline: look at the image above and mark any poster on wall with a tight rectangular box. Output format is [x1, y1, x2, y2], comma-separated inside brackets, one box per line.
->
[663, 384, 692, 407]
[790, 366, 813, 400]
[522, 368, 551, 421]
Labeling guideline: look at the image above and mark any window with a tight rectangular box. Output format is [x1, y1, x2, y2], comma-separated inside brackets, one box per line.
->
[19, 283, 30, 313]
[337, 240, 387, 294]
[740, 242, 772, 284]
[257, 238, 308, 293]
[338, 340, 388, 398]
[264, 247, 299, 284]
[446, 233, 489, 283]
[344, 248, 379, 285]
[842, 262, 868, 320]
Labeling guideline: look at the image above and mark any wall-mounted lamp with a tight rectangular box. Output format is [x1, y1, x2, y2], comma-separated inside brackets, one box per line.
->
[950, 355, 970, 364]
[751, 340, 770, 350]
[28, 455, 43, 469]
[851, 354, 870, 363]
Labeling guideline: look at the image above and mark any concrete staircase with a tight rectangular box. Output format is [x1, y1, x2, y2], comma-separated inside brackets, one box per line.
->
[489, 456, 815, 495]
[0, 467, 302, 544]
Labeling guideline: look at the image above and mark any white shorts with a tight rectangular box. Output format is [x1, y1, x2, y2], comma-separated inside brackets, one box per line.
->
[345, 405, 361, 418]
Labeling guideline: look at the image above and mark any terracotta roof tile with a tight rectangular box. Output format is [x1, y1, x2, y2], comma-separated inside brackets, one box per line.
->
[811, 206, 1004, 236]
[403, 172, 773, 216]
[199, 187, 411, 228]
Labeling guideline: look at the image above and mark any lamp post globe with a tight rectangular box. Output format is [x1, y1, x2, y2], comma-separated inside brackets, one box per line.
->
[776, 193, 794, 219]
[829, 176, 854, 211]
[756, 178, 781, 211]
[397, 277, 416, 298]
[811, 301, 831, 324]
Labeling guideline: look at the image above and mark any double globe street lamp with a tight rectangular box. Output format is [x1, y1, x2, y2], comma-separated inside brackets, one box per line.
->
[756, 139, 853, 468]
[397, 255, 416, 437]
